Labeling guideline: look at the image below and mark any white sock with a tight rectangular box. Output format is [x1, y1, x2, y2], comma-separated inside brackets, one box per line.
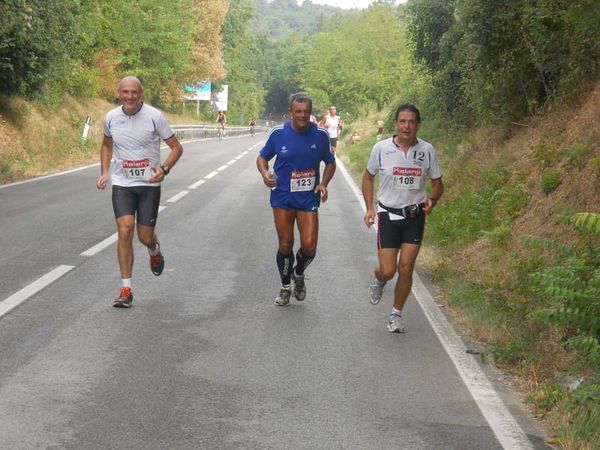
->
[121, 278, 132, 288]
[374, 277, 386, 286]
[149, 241, 160, 256]
[392, 307, 402, 316]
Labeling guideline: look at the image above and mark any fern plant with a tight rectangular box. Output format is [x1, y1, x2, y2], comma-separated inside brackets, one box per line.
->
[525, 213, 600, 366]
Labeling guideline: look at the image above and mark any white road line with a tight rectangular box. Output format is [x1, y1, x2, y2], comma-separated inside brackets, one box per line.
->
[167, 190, 190, 203]
[205, 171, 219, 179]
[411, 275, 534, 450]
[216, 165, 228, 171]
[242, 150, 249, 155]
[227, 159, 237, 165]
[158, 205, 167, 213]
[81, 233, 118, 256]
[0, 163, 100, 189]
[235, 154, 244, 160]
[0, 265, 75, 318]
[336, 158, 533, 450]
[188, 179, 206, 189]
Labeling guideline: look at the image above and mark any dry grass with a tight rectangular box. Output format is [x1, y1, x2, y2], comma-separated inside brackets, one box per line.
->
[0, 95, 208, 184]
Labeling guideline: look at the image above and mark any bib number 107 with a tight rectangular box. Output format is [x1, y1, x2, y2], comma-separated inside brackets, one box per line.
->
[125, 167, 152, 180]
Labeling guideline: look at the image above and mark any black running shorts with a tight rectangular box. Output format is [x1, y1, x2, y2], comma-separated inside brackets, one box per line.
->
[112, 185, 161, 227]
[329, 137, 338, 148]
[377, 210, 425, 249]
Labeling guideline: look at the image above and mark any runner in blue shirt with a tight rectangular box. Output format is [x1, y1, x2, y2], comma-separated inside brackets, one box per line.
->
[257, 92, 336, 305]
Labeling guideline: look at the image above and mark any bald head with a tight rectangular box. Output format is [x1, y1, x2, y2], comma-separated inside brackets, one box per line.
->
[117, 76, 143, 114]
[118, 76, 143, 92]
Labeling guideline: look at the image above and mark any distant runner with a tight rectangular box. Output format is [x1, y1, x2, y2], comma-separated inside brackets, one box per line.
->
[322, 106, 343, 155]
[96, 76, 183, 308]
[362, 103, 443, 332]
[257, 92, 336, 306]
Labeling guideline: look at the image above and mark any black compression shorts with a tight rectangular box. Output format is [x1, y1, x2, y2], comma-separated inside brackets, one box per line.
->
[377, 210, 425, 249]
[112, 185, 161, 227]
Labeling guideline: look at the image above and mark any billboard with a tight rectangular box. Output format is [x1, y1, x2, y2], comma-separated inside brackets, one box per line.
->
[184, 81, 211, 101]
[213, 85, 228, 111]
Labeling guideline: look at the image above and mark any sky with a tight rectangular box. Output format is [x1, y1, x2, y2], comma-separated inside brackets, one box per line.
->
[299, 0, 407, 9]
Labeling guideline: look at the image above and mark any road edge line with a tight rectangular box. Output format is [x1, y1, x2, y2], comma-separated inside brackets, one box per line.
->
[336, 157, 533, 450]
[0, 265, 75, 319]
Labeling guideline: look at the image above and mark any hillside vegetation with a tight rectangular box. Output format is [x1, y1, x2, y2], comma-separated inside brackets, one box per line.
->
[1, 0, 599, 447]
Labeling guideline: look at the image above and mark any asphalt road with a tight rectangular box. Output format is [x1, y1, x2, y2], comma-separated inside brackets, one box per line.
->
[0, 134, 551, 449]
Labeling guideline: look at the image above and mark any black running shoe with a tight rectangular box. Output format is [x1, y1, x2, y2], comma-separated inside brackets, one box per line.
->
[150, 248, 165, 276]
[113, 286, 133, 308]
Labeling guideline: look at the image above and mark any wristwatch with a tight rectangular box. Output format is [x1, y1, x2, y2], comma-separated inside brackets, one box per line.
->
[161, 165, 170, 176]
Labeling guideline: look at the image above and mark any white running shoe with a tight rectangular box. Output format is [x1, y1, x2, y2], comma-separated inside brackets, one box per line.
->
[369, 279, 386, 305]
[387, 313, 406, 333]
[274, 285, 292, 306]
[292, 271, 306, 301]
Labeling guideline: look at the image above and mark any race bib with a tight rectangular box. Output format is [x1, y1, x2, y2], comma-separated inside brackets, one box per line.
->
[123, 159, 152, 180]
[290, 169, 316, 192]
[392, 167, 421, 190]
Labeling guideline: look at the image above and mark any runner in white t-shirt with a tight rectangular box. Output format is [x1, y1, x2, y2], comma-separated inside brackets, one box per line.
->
[362, 103, 443, 333]
[96, 76, 183, 308]
[322, 106, 343, 154]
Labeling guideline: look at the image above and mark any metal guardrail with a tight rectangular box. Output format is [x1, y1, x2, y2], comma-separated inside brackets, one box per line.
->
[172, 124, 268, 140]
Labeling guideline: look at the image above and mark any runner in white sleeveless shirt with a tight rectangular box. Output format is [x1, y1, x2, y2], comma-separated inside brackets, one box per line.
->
[322, 105, 343, 154]
[96, 76, 183, 308]
[362, 103, 443, 333]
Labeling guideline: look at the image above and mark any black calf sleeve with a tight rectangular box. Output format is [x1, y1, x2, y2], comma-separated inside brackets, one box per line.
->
[294, 249, 314, 276]
[276, 251, 294, 285]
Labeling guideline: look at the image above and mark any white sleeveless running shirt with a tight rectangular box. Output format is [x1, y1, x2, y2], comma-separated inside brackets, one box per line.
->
[324, 115, 341, 138]
[103, 103, 174, 187]
[367, 136, 442, 210]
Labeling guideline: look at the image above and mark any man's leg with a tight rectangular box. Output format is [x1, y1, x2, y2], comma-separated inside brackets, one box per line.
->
[273, 208, 296, 305]
[137, 223, 164, 276]
[383, 243, 420, 332]
[114, 214, 135, 307]
[392, 243, 421, 311]
[116, 215, 136, 279]
[292, 211, 319, 300]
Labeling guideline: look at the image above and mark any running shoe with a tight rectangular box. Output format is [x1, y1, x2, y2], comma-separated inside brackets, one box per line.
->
[149, 246, 164, 276]
[292, 271, 306, 301]
[274, 285, 292, 306]
[369, 279, 386, 305]
[387, 313, 406, 333]
[113, 286, 133, 308]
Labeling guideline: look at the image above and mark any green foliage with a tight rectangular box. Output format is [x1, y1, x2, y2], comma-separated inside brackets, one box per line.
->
[0, 0, 83, 98]
[407, 0, 600, 125]
[251, 0, 340, 39]
[527, 213, 600, 367]
[221, 0, 265, 121]
[541, 170, 561, 194]
[301, 4, 422, 116]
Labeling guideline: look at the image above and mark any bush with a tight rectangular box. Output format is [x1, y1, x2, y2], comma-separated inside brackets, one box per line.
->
[542, 170, 561, 194]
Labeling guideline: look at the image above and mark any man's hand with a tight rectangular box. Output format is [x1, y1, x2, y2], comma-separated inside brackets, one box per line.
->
[148, 166, 166, 183]
[423, 197, 436, 215]
[364, 209, 376, 228]
[315, 184, 328, 202]
[261, 170, 276, 188]
[96, 173, 109, 190]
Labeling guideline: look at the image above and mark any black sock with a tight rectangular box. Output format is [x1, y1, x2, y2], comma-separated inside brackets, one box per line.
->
[294, 249, 314, 276]
[276, 251, 294, 285]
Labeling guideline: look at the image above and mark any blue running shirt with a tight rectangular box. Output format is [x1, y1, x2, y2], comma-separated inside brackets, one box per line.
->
[260, 122, 334, 211]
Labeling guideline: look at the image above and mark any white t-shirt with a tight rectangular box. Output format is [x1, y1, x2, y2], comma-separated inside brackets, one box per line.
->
[366, 137, 442, 210]
[103, 103, 174, 187]
[324, 115, 341, 138]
